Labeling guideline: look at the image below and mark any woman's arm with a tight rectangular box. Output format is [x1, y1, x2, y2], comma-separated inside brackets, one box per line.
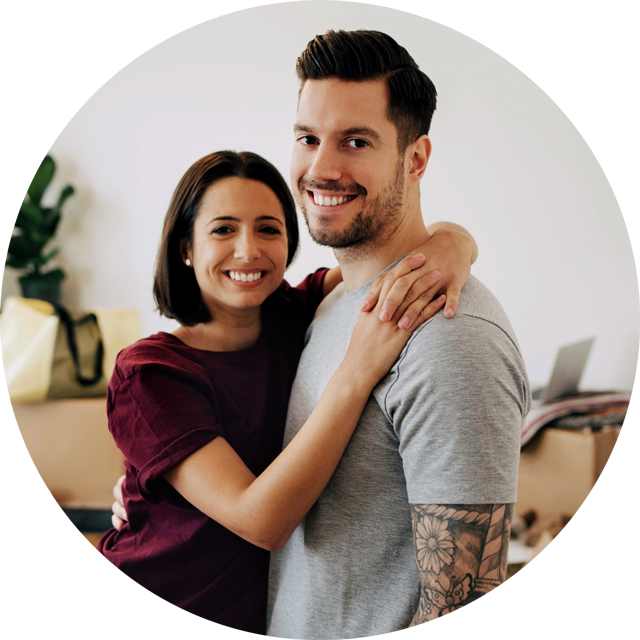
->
[427, 221, 478, 265]
[322, 266, 343, 297]
[163, 292, 437, 552]
[361, 222, 477, 326]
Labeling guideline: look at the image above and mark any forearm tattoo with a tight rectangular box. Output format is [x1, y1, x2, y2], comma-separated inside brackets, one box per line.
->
[409, 503, 513, 625]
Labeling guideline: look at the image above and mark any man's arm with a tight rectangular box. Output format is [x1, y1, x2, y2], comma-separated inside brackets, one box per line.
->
[409, 503, 513, 625]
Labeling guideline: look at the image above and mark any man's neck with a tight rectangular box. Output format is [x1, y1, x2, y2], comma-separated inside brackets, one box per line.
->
[335, 208, 431, 292]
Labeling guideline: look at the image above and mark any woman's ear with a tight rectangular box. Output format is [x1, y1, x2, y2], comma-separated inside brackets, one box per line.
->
[180, 240, 193, 267]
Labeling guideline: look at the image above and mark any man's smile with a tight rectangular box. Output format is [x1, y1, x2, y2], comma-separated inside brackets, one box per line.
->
[309, 191, 359, 207]
[305, 190, 361, 212]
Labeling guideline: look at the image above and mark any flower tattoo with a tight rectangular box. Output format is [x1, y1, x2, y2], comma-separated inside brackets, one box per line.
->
[415, 515, 455, 574]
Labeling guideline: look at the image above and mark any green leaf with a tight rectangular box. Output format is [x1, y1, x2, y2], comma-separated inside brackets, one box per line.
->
[8, 234, 42, 261]
[40, 247, 60, 266]
[5, 254, 30, 270]
[54, 184, 74, 211]
[45, 185, 73, 235]
[27, 155, 55, 206]
[20, 268, 65, 285]
[15, 200, 43, 230]
[28, 229, 51, 245]
[43, 211, 61, 236]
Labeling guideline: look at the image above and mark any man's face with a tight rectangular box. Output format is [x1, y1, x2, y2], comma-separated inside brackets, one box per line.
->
[291, 79, 407, 249]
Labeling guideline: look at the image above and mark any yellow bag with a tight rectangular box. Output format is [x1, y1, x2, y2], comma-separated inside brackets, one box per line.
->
[1, 296, 141, 403]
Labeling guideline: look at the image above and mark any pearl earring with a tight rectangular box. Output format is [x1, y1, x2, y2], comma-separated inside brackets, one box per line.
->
[185, 259, 192, 267]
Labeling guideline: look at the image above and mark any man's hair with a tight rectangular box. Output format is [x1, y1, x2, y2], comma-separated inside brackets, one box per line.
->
[153, 150, 299, 327]
[296, 30, 437, 152]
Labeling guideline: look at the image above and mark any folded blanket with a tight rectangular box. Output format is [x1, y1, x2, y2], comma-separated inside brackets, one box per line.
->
[521, 392, 630, 447]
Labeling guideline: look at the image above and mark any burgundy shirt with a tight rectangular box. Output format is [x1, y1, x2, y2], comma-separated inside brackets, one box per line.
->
[98, 270, 327, 633]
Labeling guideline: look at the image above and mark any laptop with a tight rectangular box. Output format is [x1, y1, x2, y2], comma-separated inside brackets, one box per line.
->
[531, 336, 595, 407]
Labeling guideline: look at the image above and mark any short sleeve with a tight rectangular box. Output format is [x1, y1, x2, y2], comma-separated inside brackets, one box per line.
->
[108, 363, 225, 502]
[292, 268, 328, 307]
[373, 313, 528, 505]
[287, 268, 329, 322]
[265, 268, 329, 336]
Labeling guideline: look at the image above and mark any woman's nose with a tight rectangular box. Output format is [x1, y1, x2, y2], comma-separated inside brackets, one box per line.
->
[234, 231, 261, 262]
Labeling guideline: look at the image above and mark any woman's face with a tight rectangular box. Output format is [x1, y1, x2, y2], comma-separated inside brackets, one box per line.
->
[185, 177, 289, 318]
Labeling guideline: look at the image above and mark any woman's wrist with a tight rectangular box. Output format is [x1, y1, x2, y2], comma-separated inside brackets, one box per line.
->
[332, 360, 379, 397]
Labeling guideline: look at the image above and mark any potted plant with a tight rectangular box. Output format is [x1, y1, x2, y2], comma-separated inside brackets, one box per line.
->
[6, 155, 74, 305]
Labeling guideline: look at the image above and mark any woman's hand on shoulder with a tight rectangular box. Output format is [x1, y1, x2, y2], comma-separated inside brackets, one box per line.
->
[343, 278, 445, 387]
[359, 225, 476, 328]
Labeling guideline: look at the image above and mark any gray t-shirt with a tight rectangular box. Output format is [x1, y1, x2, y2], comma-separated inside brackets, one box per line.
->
[267, 272, 530, 640]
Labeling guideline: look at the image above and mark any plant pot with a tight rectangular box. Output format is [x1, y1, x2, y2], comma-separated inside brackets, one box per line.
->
[20, 279, 61, 306]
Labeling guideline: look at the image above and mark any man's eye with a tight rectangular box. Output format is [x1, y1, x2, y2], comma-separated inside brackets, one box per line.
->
[298, 135, 317, 146]
[346, 139, 369, 149]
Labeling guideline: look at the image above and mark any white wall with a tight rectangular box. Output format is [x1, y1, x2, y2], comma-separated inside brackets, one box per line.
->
[3, 1, 638, 391]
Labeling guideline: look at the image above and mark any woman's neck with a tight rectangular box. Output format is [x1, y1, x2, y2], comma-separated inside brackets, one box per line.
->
[173, 308, 262, 352]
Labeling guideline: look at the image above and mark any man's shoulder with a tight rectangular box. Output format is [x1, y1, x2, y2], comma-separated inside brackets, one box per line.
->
[377, 275, 529, 408]
[373, 275, 530, 454]
[409, 275, 520, 355]
[447, 275, 514, 334]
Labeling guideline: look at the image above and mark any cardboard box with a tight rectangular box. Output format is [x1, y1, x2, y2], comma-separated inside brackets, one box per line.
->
[515, 426, 621, 517]
[12, 397, 124, 509]
[0, 487, 51, 636]
[503, 532, 640, 640]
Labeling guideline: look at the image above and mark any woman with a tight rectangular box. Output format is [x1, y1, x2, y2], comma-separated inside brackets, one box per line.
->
[99, 150, 476, 632]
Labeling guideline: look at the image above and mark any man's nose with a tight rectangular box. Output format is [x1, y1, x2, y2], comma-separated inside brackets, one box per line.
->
[308, 142, 342, 182]
[234, 231, 261, 262]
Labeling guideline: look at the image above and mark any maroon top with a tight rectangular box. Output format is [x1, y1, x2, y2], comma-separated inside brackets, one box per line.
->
[98, 270, 327, 633]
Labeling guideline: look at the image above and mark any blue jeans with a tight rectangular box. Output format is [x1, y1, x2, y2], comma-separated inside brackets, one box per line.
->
[63, 609, 89, 640]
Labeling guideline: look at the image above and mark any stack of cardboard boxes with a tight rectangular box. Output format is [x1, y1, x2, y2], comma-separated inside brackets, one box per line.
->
[516, 426, 621, 518]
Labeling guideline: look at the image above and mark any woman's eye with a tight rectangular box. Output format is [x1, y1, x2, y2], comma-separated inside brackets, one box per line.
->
[346, 139, 369, 149]
[260, 226, 281, 235]
[212, 226, 233, 235]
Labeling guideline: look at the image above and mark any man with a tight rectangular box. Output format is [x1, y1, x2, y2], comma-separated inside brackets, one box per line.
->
[266, 30, 529, 638]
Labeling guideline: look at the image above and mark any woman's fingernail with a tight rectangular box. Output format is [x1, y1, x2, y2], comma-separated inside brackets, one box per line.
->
[360, 300, 370, 311]
[413, 253, 425, 262]
[431, 270, 441, 280]
[379, 309, 391, 322]
[399, 317, 411, 329]
[444, 307, 452, 317]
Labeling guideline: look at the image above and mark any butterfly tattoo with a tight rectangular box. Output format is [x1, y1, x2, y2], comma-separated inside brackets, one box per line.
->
[423, 573, 475, 616]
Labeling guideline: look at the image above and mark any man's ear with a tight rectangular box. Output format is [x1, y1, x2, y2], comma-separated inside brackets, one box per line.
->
[406, 135, 431, 185]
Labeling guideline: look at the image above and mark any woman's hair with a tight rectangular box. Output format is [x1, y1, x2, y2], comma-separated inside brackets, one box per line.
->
[153, 150, 300, 327]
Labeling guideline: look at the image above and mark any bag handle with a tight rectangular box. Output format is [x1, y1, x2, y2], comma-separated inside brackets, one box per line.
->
[56, 305, 104, 386]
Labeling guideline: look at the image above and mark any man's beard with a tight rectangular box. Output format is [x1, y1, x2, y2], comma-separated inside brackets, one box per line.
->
[297, 158, 405, 249]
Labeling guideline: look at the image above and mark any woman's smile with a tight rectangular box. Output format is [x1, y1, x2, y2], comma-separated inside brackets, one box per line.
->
[223, 268, 268, 287]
